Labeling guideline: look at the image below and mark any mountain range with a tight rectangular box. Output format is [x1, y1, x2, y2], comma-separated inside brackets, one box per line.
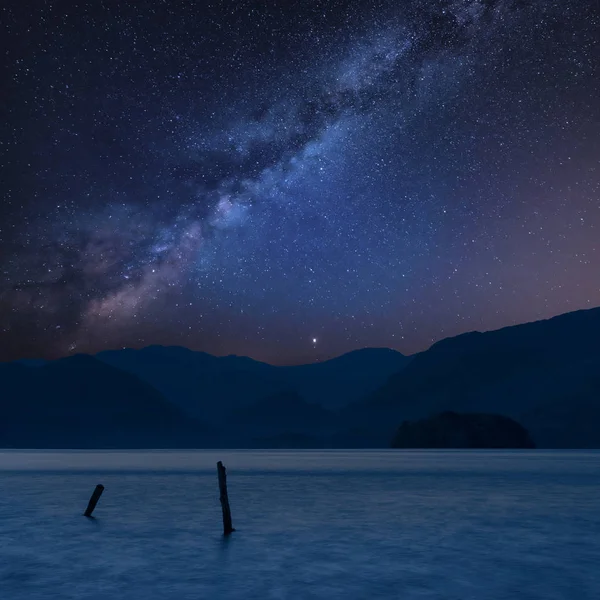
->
[345, 306, 600, 448]
[1, 306, 599, 448]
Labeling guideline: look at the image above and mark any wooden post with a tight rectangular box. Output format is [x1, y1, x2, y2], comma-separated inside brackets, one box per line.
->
[84, 484, 104, 517]
[217, 461, 235, 535]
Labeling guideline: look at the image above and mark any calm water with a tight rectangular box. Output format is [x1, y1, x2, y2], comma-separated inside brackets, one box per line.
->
[1, 450, 599, 600]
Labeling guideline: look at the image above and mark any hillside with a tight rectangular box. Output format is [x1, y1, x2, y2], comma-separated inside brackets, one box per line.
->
[346, 307, 600, 447]
[2, 307, 600, 448]
[96, 346, 409, 423]
[0, 354, 207, 448]
[391, 411, 535, 449]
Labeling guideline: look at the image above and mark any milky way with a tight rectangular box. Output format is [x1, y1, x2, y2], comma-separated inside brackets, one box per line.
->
[1, 0, 599, 363]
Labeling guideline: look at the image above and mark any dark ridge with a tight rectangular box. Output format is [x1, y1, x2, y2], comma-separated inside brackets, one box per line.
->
[391, 411, 535, 449]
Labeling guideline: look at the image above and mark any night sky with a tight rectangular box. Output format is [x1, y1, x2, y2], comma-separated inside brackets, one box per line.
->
[1, 0, 599, 364]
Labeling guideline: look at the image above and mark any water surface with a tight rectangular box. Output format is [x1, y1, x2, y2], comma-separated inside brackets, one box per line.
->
[1, 450, 599, 599]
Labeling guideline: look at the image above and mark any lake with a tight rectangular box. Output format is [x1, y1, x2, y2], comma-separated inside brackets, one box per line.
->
[1, 450, 599, 599]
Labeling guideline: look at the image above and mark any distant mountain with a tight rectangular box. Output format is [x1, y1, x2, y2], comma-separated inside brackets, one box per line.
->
[96, 345, 278, 424]
[249, 432, 323, 449]
[0, 346, 408, 448]
[277, 348, 410, 410]
[230, 391, 336, 436]
[347, 307, 600, 448]
[2, 307, 600, 448]
[391, 411, 535, 449]
[96, 346, 410, 424]
[13, 358, 48, 367]
[0, 354, 207, 448]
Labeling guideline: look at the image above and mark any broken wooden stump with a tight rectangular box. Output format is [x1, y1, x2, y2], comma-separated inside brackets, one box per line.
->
[84, 484, 104, 517]
[217, 461, 235, 535]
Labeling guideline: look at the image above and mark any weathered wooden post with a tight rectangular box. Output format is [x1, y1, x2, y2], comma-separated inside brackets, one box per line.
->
[217, 461, 235, 535]
[84, 484, 104, 517]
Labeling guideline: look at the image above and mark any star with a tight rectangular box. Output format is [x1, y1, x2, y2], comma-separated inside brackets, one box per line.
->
[0, 0, 598, 364]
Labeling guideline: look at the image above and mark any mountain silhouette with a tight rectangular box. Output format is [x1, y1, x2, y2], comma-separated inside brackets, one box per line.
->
[230, 391, 336, 437]
[346, 307, 600, 447]
[2, 307, 600, 447]
[0, 354, 207, 448]
[391, 411, 535, 449]
[96, 346, 409, 424]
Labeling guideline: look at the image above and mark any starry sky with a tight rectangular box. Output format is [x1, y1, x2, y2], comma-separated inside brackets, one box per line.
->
[1, 0, 599, 364]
